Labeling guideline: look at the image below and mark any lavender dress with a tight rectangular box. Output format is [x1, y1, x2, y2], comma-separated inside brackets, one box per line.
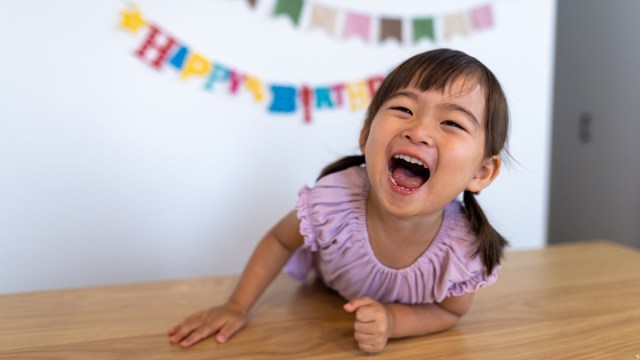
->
[284, 166, 498, 304]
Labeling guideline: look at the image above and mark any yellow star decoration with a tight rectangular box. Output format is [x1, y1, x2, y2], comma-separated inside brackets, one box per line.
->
[119, 5, 147, 33]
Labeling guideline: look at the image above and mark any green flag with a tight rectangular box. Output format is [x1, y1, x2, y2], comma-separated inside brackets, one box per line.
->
[413, 18, 435, 43]
[274, 0, 304, 25]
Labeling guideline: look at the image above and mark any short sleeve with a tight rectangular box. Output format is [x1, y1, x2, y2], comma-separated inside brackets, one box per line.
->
[428, 201, 499, 302]
[295, 167, 368, 254]
[284, 166, 368, 282]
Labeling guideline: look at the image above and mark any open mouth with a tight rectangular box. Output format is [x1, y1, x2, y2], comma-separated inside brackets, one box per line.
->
[388, 154, 430, 192]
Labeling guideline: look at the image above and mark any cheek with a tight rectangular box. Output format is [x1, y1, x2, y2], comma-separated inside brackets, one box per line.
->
[443, 141, 485, 173]
[363, 123, 384, 153]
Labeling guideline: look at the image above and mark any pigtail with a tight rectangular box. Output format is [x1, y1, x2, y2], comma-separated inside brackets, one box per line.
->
[463, 190, 508, 275]
[317, 155, 365, 181]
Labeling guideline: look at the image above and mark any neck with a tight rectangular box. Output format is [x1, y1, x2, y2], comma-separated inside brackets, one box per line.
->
[365, 195, 444, 268]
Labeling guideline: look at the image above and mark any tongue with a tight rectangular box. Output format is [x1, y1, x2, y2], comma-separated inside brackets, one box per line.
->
[392, 167, 426, 190]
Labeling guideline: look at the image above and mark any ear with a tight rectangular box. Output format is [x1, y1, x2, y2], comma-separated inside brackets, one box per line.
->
[466, 155, 501, 193]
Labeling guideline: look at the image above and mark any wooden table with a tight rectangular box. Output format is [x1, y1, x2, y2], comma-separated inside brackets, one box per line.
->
[1, 241, 639, 359]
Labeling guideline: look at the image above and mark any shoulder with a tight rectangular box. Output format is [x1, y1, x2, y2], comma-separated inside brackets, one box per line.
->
[427, 199, 499, 301]
[314, 165, 367, 189]
[295, 166, 368, 251]
[299, 166, 368, 206]
[440, 200, 476, 246]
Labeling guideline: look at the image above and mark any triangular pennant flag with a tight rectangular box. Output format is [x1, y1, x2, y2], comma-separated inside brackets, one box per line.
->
[273, 0, 304, 26]
[308, 4, 338, 35]
[412, 18, 435, 43]
[443, 13, 471, 41]
[471, 4, 494, 30]
[343, 12, 371, 41]
[379, 18, 402, 43]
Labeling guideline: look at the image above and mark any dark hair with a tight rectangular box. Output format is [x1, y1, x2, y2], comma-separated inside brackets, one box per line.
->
[318, 49, 509, 275]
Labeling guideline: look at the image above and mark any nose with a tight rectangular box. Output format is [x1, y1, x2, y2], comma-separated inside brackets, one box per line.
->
[402, 120, 434, 146]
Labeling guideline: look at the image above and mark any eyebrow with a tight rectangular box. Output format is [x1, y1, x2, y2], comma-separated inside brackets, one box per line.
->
[388, 91, 419, 101]
[437, 103, 480, 127]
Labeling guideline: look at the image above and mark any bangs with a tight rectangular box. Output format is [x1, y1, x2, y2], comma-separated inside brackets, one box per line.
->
[382, 50, 486, 101]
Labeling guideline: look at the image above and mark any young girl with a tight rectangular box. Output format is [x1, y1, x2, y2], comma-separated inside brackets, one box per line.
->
[168, 48, 509, 353]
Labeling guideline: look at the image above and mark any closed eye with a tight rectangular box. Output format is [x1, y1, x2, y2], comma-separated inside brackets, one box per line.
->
[443, 120, 465, 131]
[390, 106, 413, 116]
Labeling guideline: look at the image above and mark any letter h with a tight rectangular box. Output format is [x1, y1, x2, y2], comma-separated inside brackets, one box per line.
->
[135, 24, 178, 70]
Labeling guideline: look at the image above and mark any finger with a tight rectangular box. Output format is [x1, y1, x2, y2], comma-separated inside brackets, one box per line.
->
[169, 322, 198, 344]
[358, 342, 384, 354]
[343, 296, 375, 313]
[354, 330, 377, 343]
[355, 306, 382, 323]
[215, 319, 245, 343]
[167, 322, 189, 336]
[354, 333, 385, 354]
[167, 325, 178, 336]
[354, 321, 375, 335]
[180, 325, 218, 348]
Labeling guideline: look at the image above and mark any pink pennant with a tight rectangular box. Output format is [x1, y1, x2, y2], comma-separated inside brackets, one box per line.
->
[471, 4, 494, 30]
[343, 12, 371, 42]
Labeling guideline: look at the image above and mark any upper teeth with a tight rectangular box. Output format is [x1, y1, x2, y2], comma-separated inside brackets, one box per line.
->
[394, 154, 427, 168]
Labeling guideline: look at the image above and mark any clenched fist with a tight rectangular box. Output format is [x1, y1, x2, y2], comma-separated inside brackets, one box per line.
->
[343, 297, 394, 353]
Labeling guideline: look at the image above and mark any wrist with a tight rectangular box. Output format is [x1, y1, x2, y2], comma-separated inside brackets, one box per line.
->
[384, 304, 396, 339]
[225, 299, 250, 316]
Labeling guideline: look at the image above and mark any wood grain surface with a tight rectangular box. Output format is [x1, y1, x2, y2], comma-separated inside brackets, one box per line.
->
[1, 240, 639, 359]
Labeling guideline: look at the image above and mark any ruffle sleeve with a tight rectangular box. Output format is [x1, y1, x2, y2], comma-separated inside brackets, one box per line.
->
[284, 166, 368, 281]
[427, 201, 499, 303]
[295, 167, 367, 254]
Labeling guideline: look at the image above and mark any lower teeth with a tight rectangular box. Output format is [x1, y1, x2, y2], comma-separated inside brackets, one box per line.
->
[390, 174, 412, 191]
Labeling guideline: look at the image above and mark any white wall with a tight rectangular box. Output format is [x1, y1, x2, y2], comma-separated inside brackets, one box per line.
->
[0, 0, 556, 294]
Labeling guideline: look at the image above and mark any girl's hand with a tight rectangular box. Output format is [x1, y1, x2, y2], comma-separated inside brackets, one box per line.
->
[167, 302, 248, 347]
[343, 297, 394, 353]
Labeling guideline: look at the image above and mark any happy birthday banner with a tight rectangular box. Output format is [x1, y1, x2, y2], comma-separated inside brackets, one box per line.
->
[246, 0, 495, 45]
[119, 5, 385, 123]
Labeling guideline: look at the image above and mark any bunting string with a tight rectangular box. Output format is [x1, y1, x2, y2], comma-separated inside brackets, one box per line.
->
[247, 0, 495, 45]
[119, 5, 385, 123]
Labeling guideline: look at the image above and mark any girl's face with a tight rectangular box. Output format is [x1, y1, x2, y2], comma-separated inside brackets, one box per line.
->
[361, 78, 500, 220]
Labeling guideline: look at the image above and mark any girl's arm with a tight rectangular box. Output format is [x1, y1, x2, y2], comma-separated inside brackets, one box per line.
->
[344, 292, 474, 353]
[168, 210, 303, 347]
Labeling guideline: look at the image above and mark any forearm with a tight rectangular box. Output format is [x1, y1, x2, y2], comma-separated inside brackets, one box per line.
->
[168, 211, 302, 348]
[226, 210, 303, 313]
[226, 232, 295, 312]
[386, 302, 462, 339]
